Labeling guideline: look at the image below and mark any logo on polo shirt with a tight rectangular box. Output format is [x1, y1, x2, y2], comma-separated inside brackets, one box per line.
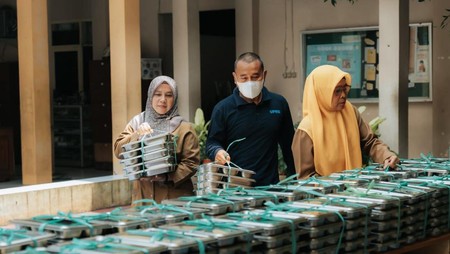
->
[270, 109, 281, 114]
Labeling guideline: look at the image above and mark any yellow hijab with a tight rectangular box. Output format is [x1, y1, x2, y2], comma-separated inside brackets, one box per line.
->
[299, 65, 362, 176]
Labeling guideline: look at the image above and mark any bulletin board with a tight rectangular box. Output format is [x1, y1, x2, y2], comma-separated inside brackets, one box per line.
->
[302, 23, 432, 101]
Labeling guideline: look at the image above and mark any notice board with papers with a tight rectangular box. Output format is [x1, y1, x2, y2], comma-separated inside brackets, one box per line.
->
[302, 23, 432, 101]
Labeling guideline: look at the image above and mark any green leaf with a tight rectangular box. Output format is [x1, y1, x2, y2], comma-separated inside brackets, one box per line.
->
[194, 108, 205, 127]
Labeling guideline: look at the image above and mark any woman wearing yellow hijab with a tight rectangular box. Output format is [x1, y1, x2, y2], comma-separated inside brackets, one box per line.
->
[292, 65, 399, 178]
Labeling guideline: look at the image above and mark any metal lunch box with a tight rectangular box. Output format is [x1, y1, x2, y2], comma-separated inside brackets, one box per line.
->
[108, 228, 217, 254]
[0, 229, 56, 254]
[161, 196, 247, 215]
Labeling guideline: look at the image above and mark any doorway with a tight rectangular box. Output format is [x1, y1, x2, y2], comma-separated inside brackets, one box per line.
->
[158, 10, 236, 121]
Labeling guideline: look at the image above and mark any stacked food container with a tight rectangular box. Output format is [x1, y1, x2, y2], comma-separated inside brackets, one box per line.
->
[3, 156, 450, 253]
[119, 130, 176, 181]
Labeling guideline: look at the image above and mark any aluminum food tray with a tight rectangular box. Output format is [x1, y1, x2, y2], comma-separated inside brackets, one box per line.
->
[289, 199, 369, 219]
[302, 222, 343, 238]
[121, 140, 141, 152]
[159, 221, 260, 247]
[323, 193, 398, 210]
[85, 216, 151, 233]
[401, 224, 422, 235]
[375, 181, 439, 197]
[0, 230, 56, 254]
[342, 238, 365, 252]
[429, 196, 449, 208]
[11, 218, 111, 240]
[371, 208, 404, 221]
[254, 229, 307, 249]
[429, 205, 448, 217]
[305, 244, 340, 254]
[402, 202, 426, 215]
[371, 219, 400, 232]
[109, 228, 216, 254]
[142, 162, 175, 177]
[371, 230, 398, 243]
[214, 240, 263, 254]
[343, 217, 367, 230]
[287, 180, 344, 193]
[141, 132, 173, 146]
[308, 233, 341, 250]
[313, 176, 371, 187]
[121, 207, 207, 227]
[427, 224, 448, 237]
[253, 186, 320, 202]
[198, 163, 255, 178]
[427, 215, 448, 227]
[142, 155, 174, 169]
[214, 194, 275, 209]
[194, 179, 253, 189]
[123, 162, 175, 180]
[141, 148, 170, 161]
[370, 239, 398, 253]
[141, 141, 174, 153]
[161, 197, 247, 215]
[222, 210, 309, 236]
[350, 187, 416, 205]
[259, 240, 309, 254]
[7, 247, 52, 254]
[194, 173, 255, 187]
[120, 156, 141, 167]
[329, 171, 392, 182]
[46, 237, 164, 254]
[342, 228, 366, 241]
[119, 147, 141, 159]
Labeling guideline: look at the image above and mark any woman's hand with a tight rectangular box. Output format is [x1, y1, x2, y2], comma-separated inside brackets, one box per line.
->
[383, 155, 400, 170]
[136, 122, 153, 136]
[215, 149, 231, 165]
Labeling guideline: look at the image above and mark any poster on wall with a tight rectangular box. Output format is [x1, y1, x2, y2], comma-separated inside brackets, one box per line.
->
[408, 25, 430, 84]
[302, 23, 432, 100]
[306, 37, 362, 89]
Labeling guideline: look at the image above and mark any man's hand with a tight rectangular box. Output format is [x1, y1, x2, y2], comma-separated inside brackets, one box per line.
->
[215, 149, 231, 165]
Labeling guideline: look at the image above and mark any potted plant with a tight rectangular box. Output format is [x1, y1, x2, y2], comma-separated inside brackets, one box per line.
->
[194, 108, 211, 163]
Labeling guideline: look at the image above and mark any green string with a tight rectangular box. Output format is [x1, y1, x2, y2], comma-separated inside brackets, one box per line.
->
[0, 228, 38, 247]
[226, 210, 298, 254]
[216, 186, 279, 205]
[178, 194, 238, 212]
[132, 198, 195, 219]
[184, 215, 252, 254]
[59, 237, 150, 253]
[264, 201, 344, 254]
[32, 211, 95, 236]
[127, 228, 206, 254]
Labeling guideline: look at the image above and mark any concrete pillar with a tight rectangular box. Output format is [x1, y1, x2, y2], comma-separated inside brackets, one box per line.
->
[172, 0, 200, 121]
[235, 0, 259, 55]
[378, 0, 409, 158]
[109, 0, 141, 174]
[16, 0, 52, 185]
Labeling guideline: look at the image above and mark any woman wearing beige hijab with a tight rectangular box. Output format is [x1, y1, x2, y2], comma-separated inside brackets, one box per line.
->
[292, 65, 399, 178]
[114, 76, 200, 203]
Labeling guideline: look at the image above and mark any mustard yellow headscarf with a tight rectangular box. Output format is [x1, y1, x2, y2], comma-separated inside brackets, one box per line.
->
[299, 65, 362, 176]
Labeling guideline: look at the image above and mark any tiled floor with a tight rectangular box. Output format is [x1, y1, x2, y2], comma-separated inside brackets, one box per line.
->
[0, 165, 112, 189]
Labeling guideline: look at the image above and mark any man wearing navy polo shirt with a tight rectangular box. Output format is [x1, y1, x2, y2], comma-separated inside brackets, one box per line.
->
[206, 52, 296, 186]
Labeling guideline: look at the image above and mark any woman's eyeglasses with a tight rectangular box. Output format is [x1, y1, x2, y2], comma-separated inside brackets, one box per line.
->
[334, 85, 351, 96]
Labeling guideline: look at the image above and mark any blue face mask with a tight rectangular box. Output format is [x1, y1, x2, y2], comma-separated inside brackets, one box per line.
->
[236, 80, 264, 99]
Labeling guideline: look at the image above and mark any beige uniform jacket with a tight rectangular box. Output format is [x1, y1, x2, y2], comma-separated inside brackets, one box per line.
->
[114, 113, 200, 203]
[292, 106, 396, 178]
